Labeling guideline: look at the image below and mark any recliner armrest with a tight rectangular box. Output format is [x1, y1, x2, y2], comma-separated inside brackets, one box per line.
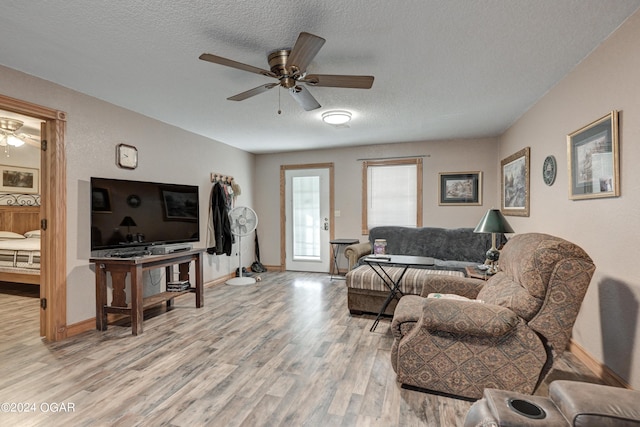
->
[344, 242, 372, 270]
[419, 274, 486, 299]
[422, 299, 520, 337]
[390, 295, 424, 340]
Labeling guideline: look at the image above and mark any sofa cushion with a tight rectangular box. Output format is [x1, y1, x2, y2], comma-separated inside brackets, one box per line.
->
[476, 273, 543, 321]
[346, 265, 464, 294]
[367, 226, 502, 264]
[498, 232, 593, 300]
[549, 380, 640, 426]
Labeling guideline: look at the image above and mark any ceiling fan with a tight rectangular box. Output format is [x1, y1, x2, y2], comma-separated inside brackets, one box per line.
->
[0, 117, 39, 148]
[199, 32, 374, 111]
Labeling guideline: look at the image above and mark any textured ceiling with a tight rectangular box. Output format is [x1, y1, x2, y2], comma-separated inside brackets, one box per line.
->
[1, 1, 639, 154]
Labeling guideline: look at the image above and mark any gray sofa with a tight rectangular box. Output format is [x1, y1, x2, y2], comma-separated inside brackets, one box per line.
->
[344, 226, 504, 315]
[344, 226, 503, 271]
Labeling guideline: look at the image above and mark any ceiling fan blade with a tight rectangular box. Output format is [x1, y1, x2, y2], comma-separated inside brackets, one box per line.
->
[199, 53, 276, 78]
[303, 74, 374, 89]
[289, 86, 321, 111]
[286, 32, 326, 73]
[227, 83, 279, 101]
[17, 133, 41, 148]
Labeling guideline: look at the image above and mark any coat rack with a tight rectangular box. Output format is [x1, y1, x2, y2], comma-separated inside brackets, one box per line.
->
[210, 173, 234, 184]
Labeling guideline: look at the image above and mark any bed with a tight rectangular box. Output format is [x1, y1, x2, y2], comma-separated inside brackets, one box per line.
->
[0, 205, 40, 285]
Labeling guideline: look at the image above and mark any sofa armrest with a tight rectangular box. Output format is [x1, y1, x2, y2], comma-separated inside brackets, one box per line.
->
[421, 299, 520, 337]
[549, 380, 640, 426]
[419, 274, 486, 299]
[344, 242, 372, 270]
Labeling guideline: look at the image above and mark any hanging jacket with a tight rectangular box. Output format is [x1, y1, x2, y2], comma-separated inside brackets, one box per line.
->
[207, 182, 233, 256]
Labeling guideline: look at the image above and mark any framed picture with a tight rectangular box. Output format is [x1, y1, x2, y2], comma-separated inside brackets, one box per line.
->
[438, 171, 482, 205]
[501, 147, 530, 217]
[161, 188, 198, 221]
[0, 165, 39, 194]
[567, 111, 619, 200]
[91, 187, 112, 212]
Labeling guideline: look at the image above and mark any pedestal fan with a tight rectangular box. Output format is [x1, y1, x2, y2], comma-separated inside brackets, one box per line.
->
[226, 206, 259, 286]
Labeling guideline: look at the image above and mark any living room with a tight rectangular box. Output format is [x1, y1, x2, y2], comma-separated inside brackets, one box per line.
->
[1, 1, 639, 425]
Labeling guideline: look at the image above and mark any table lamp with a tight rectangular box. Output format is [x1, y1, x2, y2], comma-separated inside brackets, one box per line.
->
[119, 216, 137, 242]
[473, 209, 514, 274]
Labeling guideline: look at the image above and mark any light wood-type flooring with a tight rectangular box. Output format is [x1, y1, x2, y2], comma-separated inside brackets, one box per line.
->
[0, 272, 602, 426]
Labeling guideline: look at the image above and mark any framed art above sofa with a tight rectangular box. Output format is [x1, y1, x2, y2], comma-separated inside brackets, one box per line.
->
[567, 110, 619, 200]
[501, 147, 530, 217]
[438, 171, 482, 206]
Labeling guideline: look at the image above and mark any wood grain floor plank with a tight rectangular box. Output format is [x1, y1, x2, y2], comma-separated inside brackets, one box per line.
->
[0, 274, 602, 426]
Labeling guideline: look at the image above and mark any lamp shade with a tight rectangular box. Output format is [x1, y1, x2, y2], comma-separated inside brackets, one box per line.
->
[119, 216, 137, 227]
[474, 209, 514, 234]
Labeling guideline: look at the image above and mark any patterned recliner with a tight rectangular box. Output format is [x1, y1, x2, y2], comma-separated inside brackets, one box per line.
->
[390, 233, 595, 399]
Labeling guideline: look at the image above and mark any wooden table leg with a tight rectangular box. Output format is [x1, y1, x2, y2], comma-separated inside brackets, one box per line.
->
[95, 263, 108, 331]
[165, 265, 174, 308]
[131, 265, 144, 335]
[194, 253, 203, 307]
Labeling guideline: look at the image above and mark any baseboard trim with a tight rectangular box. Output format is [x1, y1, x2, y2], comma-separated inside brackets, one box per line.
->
[569, 339, 631, 389]
[66, 277, 230, 338]
[66, 317, 95, 337]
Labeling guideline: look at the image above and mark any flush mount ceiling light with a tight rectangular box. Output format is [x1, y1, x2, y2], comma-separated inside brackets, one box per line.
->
[322, 110, 352, 126]
[0, 117, 28, 147]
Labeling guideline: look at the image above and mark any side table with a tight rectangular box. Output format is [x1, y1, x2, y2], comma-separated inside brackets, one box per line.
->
[329, 239, 359, 280]
[363, 255, 435, 331]
[465, 265, 490, 280]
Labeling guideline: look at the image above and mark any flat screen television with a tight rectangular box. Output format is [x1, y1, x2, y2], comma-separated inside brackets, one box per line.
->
[90, 177, 200, 252]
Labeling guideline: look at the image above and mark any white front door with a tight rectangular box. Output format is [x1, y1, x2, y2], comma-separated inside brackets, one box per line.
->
[285, 168, 330, 272]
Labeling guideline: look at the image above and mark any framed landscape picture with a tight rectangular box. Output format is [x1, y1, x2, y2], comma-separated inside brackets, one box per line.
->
[91, 187, 112, 213]
[567, 111, 619, 200]
[0, 165, 39, 194]
[501, 147, 530, 217]
[438, 171, 482, 205]
[161, 188, 198, 221]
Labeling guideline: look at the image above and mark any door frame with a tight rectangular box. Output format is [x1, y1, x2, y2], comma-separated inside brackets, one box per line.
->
[279, 163, 334, 270]
[0, 93, 67, 342]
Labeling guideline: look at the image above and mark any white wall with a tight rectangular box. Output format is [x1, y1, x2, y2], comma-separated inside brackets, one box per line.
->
[500, 11, 640, 388]
[255, 138, 499, 267]
[0, 64, 256, 324]
[0, 144, 39, 169]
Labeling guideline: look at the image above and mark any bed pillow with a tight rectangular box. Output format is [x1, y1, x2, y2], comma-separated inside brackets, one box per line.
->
[0, 231, 26, 240]
[24, 230, 41, 238]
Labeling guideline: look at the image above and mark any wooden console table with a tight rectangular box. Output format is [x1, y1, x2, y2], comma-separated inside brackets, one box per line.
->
[90, 248, 204, 335]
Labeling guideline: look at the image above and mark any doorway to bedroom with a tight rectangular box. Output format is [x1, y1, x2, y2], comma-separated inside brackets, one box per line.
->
[0, 107, 43, 337]
[0, 94, 67, 342]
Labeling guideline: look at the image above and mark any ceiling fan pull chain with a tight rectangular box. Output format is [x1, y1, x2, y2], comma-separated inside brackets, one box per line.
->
[277, 87, 282, 115]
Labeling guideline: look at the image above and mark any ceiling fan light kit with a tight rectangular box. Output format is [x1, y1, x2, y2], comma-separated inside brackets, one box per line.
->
[0, 117, 28, 147]
[322, 110, 352, 125]
[200, 32, 374, 112]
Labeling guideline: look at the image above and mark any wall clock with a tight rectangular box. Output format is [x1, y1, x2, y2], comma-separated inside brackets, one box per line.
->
[542, 155, 557, 186]
[117, 143, 138, 169]
[127, 194, 141, 208]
